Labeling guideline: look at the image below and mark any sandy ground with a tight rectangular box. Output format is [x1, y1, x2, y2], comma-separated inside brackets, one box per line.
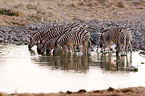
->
[0, 0, 145, 95]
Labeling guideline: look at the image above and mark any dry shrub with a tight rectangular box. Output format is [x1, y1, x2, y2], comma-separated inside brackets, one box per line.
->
[0, 8, 22, 17]
[117, 1, 126, 8]
[68, 3, 77, 8]
[26, 4, 37, 9]
[131, 1, 145, 6]
[78, 1, 85, 6]
[98, 0, 108, 5]
[87, 1, 99, 7]
[14, 3, 26, 9]
[97, 0, 114, 7]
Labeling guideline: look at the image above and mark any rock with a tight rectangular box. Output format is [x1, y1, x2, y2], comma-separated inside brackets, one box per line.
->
[66, 91, 72, 94]
[139, 51, 145, 55]
[93, 90, 103, 93]
[0, 33, 4, 42]
[77, 89, 87, 93]
[107, 87, 115, 91]
[121, 88, 133, 93]
[126, 65, 138, 72]
[135, 31, 142, 37]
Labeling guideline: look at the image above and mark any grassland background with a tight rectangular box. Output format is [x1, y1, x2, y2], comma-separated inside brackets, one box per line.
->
[0, 0, 145, 26]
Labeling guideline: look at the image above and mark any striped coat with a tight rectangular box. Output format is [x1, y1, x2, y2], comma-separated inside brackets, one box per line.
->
[28, 27, 52, 49]
[28, 23, 80, 50]
[54, 27, 91, 55]
[99, 27, 132, 55]
[37, 23, 81, 51]
[40, 37, 59, 55]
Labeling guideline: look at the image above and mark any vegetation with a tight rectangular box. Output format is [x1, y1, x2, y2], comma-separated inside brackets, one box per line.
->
[0, 0, 144, 26]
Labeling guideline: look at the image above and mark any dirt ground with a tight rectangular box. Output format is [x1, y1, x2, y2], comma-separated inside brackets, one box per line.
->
[0, 0, 145, 26]
[0, 0, 145, 95]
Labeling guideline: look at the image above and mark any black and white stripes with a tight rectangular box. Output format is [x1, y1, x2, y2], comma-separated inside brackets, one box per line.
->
[28, 22, 96, 55]
[99, 27, 132, 55]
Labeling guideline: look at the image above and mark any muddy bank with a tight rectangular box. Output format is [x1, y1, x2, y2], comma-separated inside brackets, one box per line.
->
[1, 87, 145, 96]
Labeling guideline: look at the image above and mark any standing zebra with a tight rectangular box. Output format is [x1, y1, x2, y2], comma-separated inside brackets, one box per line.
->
[54, 27, 91, 55]
[99, 27, 132, 55]
[37, 23, 81, 51]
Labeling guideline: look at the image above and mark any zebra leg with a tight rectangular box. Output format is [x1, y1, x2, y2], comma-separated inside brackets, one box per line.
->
[46, 48, 51, 55]
[121, 36, 126, 56]
[83, 40, 88, 54]
[130, 41, 132, 53]
[107, 41, 112, 53]
[116, 42, 120, 55]
[67, 45, 73, 54]
[63, 46, 68, 55]
[67, 43, 73, 54]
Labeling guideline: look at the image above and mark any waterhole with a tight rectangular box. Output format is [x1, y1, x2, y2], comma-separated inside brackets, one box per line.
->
[0, 44, 145, 93]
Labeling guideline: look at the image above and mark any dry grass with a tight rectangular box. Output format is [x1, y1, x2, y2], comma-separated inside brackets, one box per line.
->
[0, 0, 145, 26]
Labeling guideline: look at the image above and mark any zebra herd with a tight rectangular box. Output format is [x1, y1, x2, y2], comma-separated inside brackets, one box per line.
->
[28, 22, 133, 56]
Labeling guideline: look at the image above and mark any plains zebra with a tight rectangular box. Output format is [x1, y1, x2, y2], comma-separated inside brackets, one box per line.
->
[37, 23, 82, 52]
[28, 23, 80, 50]
[39, 37, 59, 55]
[99, 27, 132, 55]
[90, 32, 101, 50]
[118, 28, 132, 54]
[54, 27, 91, 55]
[28, 27, 52, 50]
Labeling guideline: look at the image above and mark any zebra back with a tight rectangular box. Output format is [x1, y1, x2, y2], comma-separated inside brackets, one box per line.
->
[40, 23, 82, 49]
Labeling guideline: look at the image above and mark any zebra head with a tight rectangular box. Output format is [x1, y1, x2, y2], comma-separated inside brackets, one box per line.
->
[53, 43, 61, 55]
[99, 33, 105, 48]
[28, 37, 35, 50]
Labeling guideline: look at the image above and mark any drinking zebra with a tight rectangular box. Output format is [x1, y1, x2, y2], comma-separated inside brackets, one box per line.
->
[53, 27, 91, 55]
[99, 27, 132, 55]
[28, 23, 81, 50]
[37, 23, 81, 51]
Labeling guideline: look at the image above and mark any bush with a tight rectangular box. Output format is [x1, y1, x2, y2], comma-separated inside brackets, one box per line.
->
[0, 8, 22, 17]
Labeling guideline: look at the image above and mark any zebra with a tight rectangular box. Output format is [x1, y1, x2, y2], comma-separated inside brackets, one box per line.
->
[28, 27, 52, 50]
[90, 32, 101, 51]
[39, 37, 59, 55]
[28, 23, 81, 50]
[118, 28, 132, 55]
[37, 23, 82, 52]
[53, 27, 91, 55]
[99, 27, 132, 55]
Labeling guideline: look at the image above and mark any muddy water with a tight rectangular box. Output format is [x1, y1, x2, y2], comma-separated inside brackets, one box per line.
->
[0, 44, 145, 93]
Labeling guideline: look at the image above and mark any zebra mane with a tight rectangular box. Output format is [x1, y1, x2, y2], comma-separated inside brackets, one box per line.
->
[103, 29, 110, 33]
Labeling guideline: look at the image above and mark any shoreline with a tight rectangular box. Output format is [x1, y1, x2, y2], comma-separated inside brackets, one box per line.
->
[1, 86, 145, 96]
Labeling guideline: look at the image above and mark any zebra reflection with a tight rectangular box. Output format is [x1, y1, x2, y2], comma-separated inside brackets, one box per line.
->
[100, 52, 134, 71]
[32, 54, 90, 72]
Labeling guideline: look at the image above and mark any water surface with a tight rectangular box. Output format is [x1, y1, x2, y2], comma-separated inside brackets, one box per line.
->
[0, 44, 145, 93]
